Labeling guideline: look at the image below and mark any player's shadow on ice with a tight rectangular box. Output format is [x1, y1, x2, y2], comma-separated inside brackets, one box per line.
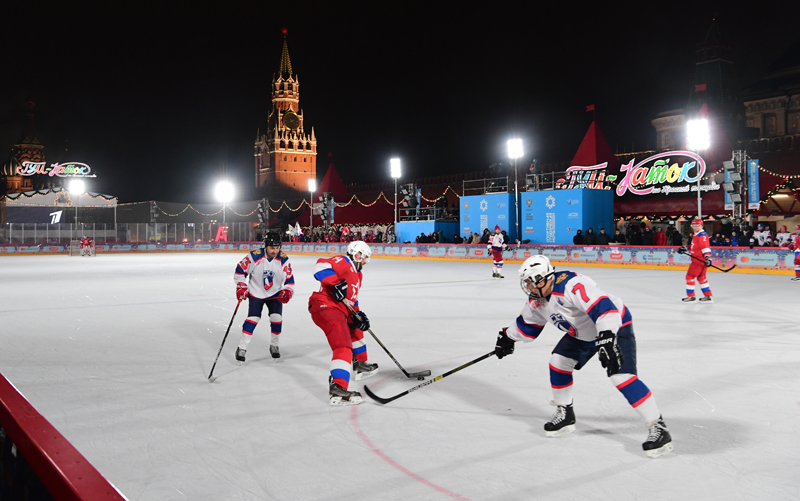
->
[579, 416, 744, 456]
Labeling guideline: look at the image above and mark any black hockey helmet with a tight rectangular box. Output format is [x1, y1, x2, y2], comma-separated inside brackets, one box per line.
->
[264, 231, 282, 248]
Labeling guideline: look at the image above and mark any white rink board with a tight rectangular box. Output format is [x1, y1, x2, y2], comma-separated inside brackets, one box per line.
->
[0, 253, 798, 501]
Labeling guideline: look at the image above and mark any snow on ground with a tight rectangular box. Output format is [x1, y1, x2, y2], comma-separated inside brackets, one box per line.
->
[1, 253, 798, 500]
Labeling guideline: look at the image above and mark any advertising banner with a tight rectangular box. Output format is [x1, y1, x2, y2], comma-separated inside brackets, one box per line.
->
[460, 193, 517, 242]
[747, 159, 760, 210]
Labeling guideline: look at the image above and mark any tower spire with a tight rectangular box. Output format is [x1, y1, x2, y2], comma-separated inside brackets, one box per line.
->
[279, 27, 293, 77]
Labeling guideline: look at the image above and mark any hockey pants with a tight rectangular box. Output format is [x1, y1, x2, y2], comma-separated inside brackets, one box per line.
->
[685, 261, 712, 297]
[239, 296, 283, 350]
[309, 300, 367, 390]
[547, 323, 661, 424]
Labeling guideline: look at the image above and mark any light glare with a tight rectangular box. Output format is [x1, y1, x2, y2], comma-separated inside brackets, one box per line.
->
[507, 139, 523, 159]
[390, 158, 401, 179]
[69, 179, 86, 195]
[686, 119, 710, 151]
[214, 181, 235, 203]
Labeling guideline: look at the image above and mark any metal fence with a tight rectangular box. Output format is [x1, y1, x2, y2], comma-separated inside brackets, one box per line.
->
[0, 222, 259, 244]
[462, 177, 509, 195]
[399, 206, 460, 222]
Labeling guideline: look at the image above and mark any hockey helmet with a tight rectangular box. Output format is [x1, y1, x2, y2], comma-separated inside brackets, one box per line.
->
[519, 255, 555, 299]
[347, 240, 372, 269]
[691, 218, 703, 228]
[264, 231, 282, 248]
[494, 225, 502, 233]
[796, 225, 800, 232]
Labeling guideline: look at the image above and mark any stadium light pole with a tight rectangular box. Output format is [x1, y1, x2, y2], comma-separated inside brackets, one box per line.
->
[214, 180, 235, 226]
[69, 179, 86, 240]
[308, 178, 317, 234]
[390, 158, 401, 236]
[507, 138, 524, 243]
[686, 119, 710, 219]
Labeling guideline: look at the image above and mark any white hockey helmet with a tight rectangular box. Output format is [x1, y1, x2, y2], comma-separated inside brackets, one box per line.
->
[347, 240, 372, 268]
[519, 255, 555, 298]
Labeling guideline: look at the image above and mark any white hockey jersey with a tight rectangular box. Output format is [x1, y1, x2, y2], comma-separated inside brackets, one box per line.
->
[234, 248, 295, 300]
[507, 270, 631, 344]
[753, 229, 772, 246]
[775, 231, 792, 247]
[489, 233, 506, 252]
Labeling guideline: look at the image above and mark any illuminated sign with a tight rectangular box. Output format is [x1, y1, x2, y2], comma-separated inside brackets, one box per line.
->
[616, 151, 718, 196]
[556, 163, 617, 190]
[17, 161, 96, 178]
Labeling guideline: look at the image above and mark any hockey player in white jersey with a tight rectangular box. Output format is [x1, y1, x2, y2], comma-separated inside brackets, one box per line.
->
[233, 231, 295, 362]
[488, 225, 507, 278]
[494, 255, 673, 458]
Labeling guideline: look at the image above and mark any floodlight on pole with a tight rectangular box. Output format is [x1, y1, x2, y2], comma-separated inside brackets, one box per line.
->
[686, 119, 710, 219]
[507, 139, 523, 244]
[390, 158, 401, 234]
[308, 178, 317, 231]
[214, 181, 235, 225]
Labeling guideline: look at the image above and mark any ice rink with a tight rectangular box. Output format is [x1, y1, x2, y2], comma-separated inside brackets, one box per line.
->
[1, 252, 799, 501]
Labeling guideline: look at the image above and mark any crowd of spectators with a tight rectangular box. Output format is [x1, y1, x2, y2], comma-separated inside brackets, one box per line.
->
[281, 220, 797, 249]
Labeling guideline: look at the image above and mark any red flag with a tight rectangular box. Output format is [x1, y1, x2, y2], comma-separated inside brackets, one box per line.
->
[585, 104, 595, 112]
[694, 84, 707, 92]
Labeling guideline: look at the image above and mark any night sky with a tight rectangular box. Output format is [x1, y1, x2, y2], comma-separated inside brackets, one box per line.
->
[2, 0, 798, 203]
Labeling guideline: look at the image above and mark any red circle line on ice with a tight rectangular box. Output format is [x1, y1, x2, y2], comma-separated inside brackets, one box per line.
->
[349, 382, 473, 501]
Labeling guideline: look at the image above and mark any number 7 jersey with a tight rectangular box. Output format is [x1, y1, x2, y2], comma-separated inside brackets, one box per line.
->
[509, 270, 632, 343]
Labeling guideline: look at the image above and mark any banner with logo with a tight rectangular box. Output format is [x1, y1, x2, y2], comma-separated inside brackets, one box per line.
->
[747, 159, 760, 210]
[460, 193, 517, 242]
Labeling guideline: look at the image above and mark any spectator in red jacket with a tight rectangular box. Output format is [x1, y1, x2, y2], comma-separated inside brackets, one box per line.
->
[653, 227, 668, 246]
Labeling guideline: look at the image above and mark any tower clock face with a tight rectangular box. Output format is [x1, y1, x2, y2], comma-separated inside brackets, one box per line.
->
[283, 112, 300, 130]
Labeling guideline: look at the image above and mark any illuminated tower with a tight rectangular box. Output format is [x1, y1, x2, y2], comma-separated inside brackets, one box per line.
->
[1, 100, 45, 193]
[254, 29, 317, 195]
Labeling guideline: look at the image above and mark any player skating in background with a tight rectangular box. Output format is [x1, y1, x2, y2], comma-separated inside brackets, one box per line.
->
[488, 225, 507, 278]
[677, 218, 713, 302]
[493, 255, 673, 458]
[233, 231, 294, 362]
[309, 241, 377, 406]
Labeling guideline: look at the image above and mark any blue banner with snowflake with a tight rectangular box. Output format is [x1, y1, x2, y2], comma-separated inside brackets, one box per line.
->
[459, 193, 517, 242]
[520, 188, 613, 245]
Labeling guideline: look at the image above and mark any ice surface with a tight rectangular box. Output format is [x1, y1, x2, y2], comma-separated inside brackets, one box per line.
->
[1, 253, 799, 500]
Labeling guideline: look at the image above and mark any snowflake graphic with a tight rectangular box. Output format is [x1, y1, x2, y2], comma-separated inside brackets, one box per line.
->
[545, 195, 556, 209]
[479, 199, 488, 211]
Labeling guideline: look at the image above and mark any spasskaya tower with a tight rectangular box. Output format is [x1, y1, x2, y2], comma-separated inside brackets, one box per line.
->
[254, 29, 317, 196]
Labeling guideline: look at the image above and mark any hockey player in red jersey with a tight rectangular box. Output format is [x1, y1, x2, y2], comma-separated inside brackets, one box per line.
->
[493, 255, 673, 458]
[488, 225, 507, 278]
[309, 241, 378, 405]
[233, 231, 295, 362]
[677, 218, 713, 302]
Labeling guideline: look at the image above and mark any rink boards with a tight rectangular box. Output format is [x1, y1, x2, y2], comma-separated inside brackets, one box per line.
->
[0, 241, 794, 274]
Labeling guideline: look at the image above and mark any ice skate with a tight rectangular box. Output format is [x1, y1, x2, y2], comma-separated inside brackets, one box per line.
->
[791, 277, 800, 282]
[699, 295, 713, 303]
[681, 296, 696, 302]
[643, 416, 673, 458]
[353, 360, 379, 381]
[544, 402, 576, 437]
[235, 347, 246, 365]
[497, 273, 504, 279]
[329, 381, 363, 406]
[269, 345, 280, 359]
[492, 272, 498, 278]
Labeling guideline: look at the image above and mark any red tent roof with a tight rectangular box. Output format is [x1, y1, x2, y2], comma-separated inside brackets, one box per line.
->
[570, 121, 620, 173]
[317, 162, 349, 200]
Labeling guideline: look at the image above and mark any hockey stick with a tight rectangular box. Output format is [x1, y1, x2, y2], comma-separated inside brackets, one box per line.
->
[681, 251, 737, 272]
[345, 303, 432, 379]
[364, 351, 496, 405]
[208, 299, 242, 382]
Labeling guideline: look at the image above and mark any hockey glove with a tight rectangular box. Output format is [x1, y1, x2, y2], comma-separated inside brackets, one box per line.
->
[596, 330, 624, 376]
[351, 311, 370, 332]
[495, 328, 515, 359]
[704, 255, 712, 267]
[332, 281, 348, 302]
[236, 283, 248, 301]
[677, 246, 688, 255]
[487, 245, 492, 252]
[276, 288, 293, 304]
